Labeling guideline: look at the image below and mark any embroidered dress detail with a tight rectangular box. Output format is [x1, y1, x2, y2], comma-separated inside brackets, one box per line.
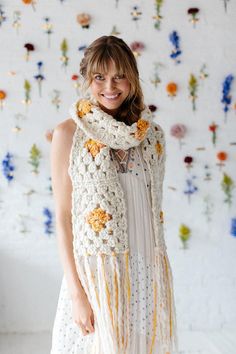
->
[50, 97, 179, 354]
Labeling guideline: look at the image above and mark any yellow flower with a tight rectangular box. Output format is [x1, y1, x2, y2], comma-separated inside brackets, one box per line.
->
[155, 141, 163, 156]
[86, 207, 112, 233]
[76, 99, 92, 118]
[84, 139, 106, 158]
[134, 118, 150, 140]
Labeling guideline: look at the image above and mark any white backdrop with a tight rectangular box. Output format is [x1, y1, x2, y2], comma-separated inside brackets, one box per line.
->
[0, 0, 236, 338]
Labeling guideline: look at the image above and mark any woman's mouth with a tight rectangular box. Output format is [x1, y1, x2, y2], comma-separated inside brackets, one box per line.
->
[101, 93, 121, 100]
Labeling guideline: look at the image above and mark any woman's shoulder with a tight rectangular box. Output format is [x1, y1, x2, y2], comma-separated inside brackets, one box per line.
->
[52, 118, 77, 149]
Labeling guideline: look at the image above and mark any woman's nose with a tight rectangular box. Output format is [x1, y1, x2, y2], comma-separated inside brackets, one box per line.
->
[105, 78, 116, 90]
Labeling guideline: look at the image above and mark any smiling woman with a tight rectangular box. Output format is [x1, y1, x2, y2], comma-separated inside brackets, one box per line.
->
[50, 35, 178, 354]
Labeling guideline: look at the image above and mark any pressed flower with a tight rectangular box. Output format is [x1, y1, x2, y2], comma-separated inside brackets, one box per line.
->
[0, 90, 6, 110]
[169, 31, 182, 64]
[148, 104, 158, 113]
[184, 176, 198, 203]
[221, 74, 234, 121]
[184, 155, 193, 171]
[24, 43, 35, 61]
[21, 0, 36, 11]
[22, 79, 31, 110]
[150, 62, 163, 88]
[170, 123, 187, 149]
[51, 89, 61, 111]
[77, 13, 91, 29]
[60, 38, 69, 71]
[43, 17, 53, 48]
[86, 207, 112, 232]
[0, 4, 7, 27]
[230, 218, 236, 237]
[28, 143, 42, 174]
[43, 207, 53, 236]
[216, 151, 227, 170]
[13, 11, 21, 34]
[2, 152, 14, 183]
[152, 0, 164, 30]
[33, 61, 45, 97]
[84, 139, 106, 158]
[179, 224, 191, 249]
[221, 173, 234, 206]
[76, 99, 92, 118]
[71, 74, 81, 95]
[187, 7, 200, 27]
[130, 41, 145, 57]
[130, 5, 142, 27]
[208, 122, 218, 146]
[166, 82, 178, 97]
[188, 74, 198, 111]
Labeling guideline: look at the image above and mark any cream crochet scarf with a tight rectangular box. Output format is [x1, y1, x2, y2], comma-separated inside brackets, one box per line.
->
[68, 97, 178, 354]
[69, 96, 154, 150]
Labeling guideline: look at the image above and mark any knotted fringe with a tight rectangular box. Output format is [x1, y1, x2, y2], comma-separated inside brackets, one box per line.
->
[75, 250, 132, 354]
[151, 247, 179, 354]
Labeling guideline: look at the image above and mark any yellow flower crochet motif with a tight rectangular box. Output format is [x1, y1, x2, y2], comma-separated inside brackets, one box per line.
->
[84, 139, 106, 158]
[76, 99, 92, 118]
[160, 210, 164, 223]
[86, 207, 112, 233]
[155, 141, 163, 156]
[134, 118, 150, 140]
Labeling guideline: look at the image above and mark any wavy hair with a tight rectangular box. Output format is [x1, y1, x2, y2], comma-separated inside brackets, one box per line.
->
[79, 35, 145, 125]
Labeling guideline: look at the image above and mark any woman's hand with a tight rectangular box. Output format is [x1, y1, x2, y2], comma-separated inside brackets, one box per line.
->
[72, 291, 95, 336]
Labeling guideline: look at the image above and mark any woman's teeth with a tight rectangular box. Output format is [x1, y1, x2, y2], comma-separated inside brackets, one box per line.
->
[102, 93, 120, 99]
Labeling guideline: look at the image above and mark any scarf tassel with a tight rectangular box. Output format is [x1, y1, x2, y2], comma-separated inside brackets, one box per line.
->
[75, 250, 132, 354]
[152, 247, 179, 354]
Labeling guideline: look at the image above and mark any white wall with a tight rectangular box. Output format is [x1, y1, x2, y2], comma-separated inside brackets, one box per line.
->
[0, 0, 236, 334]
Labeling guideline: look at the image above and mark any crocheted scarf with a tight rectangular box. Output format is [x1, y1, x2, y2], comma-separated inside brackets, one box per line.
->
[69, 97, 154, 150]
[68, 97, 179, 354]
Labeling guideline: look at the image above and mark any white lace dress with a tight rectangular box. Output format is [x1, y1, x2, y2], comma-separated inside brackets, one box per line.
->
[50, 145, 162, 354]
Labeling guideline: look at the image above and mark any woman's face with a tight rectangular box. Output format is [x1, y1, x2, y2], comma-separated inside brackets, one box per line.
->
[90, 60, 131, 116]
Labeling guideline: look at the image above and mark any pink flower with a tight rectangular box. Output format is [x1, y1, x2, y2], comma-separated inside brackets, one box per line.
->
[170, 123, 187, 139]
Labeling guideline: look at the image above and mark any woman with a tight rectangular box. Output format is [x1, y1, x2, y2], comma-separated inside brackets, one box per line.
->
[50, 35, 178, 354]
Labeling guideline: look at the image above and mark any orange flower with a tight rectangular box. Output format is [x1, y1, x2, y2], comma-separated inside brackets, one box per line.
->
[217, 151, 227, 161]
[76, 99, 92, 118]
[155, 141, 163, 155]
[86, 207, 112, 233]
[166, 82, 178, 97]
[22, 0, 33, 3]
[134, 118, 150, 140]
[77, 13, 91, 28]
[0, 90, 6, 100]
[84, 139, 106, 157]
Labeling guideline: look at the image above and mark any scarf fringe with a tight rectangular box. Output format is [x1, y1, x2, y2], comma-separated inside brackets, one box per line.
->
[75, 250, 131, 354]
[153, 247, 179, 354]
[74, 248, 178, 354]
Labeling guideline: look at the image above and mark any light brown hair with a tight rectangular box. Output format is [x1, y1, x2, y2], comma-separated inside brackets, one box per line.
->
[79, 35, 145, 125]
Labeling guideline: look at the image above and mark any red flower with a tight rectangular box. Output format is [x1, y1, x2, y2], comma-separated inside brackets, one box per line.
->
[209, 123, 218, 132]
[184, 156, 193, 164]
[72, 74, 79, 80]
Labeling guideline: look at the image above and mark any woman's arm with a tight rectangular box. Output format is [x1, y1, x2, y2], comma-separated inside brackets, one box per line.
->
[50, 119, 85, 301]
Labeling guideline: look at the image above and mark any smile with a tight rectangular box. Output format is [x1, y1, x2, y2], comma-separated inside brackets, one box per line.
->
[101, 93, 121, 100]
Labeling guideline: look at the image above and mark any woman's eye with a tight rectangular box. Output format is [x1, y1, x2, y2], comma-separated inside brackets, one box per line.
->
[114, 75, 125, 79]
[94, 75, 104, 80]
